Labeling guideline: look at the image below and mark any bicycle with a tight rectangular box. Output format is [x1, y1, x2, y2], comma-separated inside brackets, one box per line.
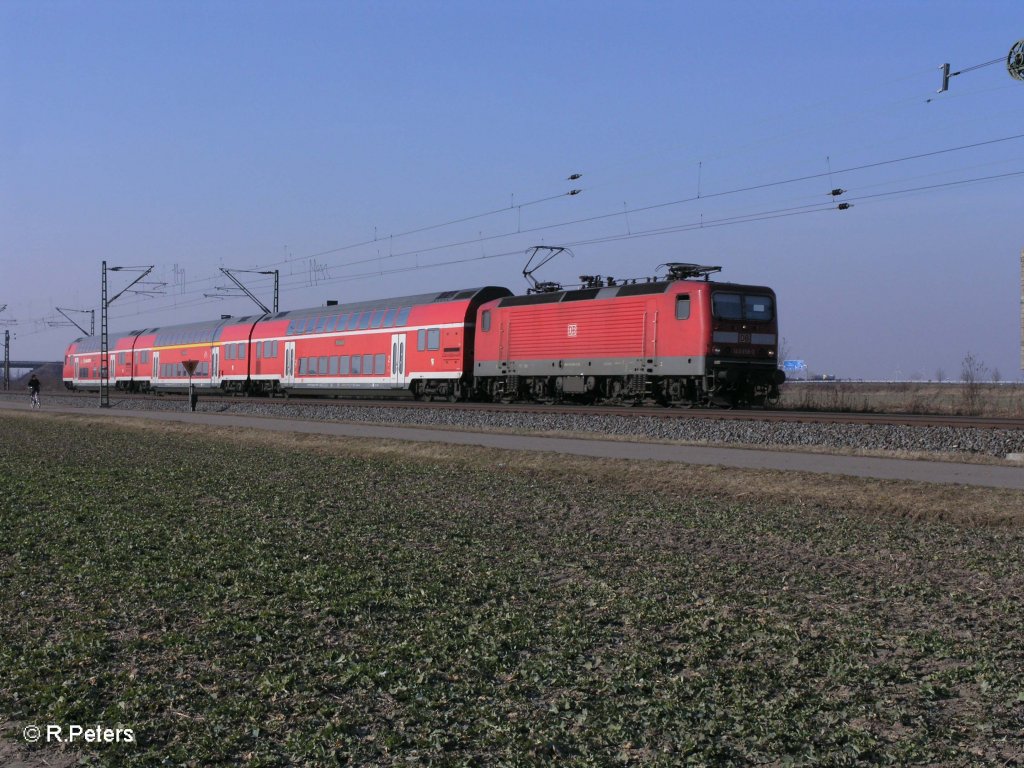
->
[29, 389, 40, 409]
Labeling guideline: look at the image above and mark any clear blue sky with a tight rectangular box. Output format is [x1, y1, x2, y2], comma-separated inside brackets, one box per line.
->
[2, 1, 1021, 379]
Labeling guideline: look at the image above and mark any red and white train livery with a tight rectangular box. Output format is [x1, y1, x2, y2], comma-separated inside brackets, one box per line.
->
[64, 265, 784, 406]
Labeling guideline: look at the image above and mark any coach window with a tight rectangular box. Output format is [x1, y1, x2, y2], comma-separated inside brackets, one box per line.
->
[481, 310, 491, 332]
[329, 356, 339, 375]
[238, 343, 246, 358]
[370, 309, 385, 329]
[313, 316, 326, 333]
[319, 356, 328, 375]
[374, 353, 386, 374]
[339, 355, 350, 375]
[357, 311, 373, 330]
[254, 343, 261, 359]
[272, 340, 279, 357]
[351, 355, 361, 375]
[383, 308, 396, 327]
[417, 329, 426, 351]
[427, 328, 440, 351]
[675, 295, 690, 320]
[396, 307, 411, 326]
[298, 358, 307, 375]
[362, 354, 373, 375]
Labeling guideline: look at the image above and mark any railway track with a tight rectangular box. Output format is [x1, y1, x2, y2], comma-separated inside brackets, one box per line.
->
[31, 389, 1024, 431]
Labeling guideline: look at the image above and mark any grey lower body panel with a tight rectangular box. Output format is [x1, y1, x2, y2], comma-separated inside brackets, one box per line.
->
[475, 356, 708, 377]
[283, 382, 410, 394]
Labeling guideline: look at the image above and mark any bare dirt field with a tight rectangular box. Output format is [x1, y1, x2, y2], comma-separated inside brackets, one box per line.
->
[780, 380, 1024, 417]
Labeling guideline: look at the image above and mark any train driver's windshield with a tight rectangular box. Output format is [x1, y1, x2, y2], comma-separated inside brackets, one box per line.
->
[712, 293, 774, 322]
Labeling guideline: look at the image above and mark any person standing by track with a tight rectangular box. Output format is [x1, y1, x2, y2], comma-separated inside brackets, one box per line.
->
[27, 373, 41, 409]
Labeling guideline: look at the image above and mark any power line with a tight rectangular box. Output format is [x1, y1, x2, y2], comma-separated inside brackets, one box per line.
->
[264, 133, 1024, 276]
[21, 143, 1024, 334]
[954, 56, 1004, 76]
[938, 55, 1006, 92]
[110, 168, 1021, 303]
[16, 110, 1024, 339]
[301, 191, 578, 263]
[65, 127, 1024, 321]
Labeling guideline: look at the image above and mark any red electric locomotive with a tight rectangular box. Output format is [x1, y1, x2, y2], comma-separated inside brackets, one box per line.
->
[471, 264, 784, 406]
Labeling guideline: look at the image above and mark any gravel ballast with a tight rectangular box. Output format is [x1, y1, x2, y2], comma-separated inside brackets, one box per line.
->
[8, 392, 1024, 459]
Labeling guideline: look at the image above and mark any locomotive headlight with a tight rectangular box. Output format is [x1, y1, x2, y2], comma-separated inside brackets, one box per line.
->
[767, 350, 775, 357]
[712, 346, 722, 355]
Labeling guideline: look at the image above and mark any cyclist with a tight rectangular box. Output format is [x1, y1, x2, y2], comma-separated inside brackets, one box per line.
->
[28, 374, 41, 409]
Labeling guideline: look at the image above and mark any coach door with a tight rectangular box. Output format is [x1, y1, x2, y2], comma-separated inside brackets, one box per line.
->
[640, 299, 660, 366]
[211, 347, 221, 386]
[389, 333, 407, 386]
[283, 341, 296, 385]
[644, 299, 659, 360]
[152, 352, 159, 382]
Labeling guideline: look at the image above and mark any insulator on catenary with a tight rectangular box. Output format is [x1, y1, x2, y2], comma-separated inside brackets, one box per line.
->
[837, 202, 853, 210]
[567, 173, 583, 180]
[568, 189, 581, 195]
[830, 188, 846, 197]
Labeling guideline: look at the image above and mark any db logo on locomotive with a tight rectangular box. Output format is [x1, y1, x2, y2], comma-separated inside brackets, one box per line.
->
[567, 323, 578, 337]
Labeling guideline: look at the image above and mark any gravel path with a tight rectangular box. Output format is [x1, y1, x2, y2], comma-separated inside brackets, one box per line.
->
[6, 392, 1024, 459]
